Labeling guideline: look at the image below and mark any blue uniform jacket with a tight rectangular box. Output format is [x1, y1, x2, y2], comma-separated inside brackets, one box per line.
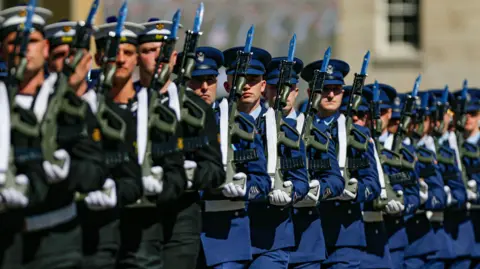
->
[320, 112, 380, 249]
[290, 113, 344, 264]
[248, 105, 308, 255]
[462, 135, 480, 258]
[200, 100, 270, 266]
[404, 143, 445, 258]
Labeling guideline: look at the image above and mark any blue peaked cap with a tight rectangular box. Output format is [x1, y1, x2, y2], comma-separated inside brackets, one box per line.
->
[176, 46, 224, 77]
[265, 57, 303, 85]
[301, 59, 350, 88]
[223, 46, 272, 76]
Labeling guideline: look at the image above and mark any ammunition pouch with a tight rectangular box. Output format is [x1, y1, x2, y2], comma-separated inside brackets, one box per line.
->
[389, 172, 416, 187]
[281, 156, 305, 170]
[104, 151, 131, 168]
[347, 157, 370, 171]
[309, 159, 331, 172]
[233, 149, 258, 163]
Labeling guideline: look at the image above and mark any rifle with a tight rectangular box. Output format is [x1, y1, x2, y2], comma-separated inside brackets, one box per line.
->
[455, 81, 474, 187]
[76, 1, 127, 201]
[432, 85, 449, 137]
[176, 3, 206, 129]
[1, 0, 40, 209]
[41, 0, 100, 167]
[342, 51, 370, 196]
[219, 25, 257, 191]
[268, 34, 301, 197]
[129, 10, 182, 207]
[294, 47, 331, 207]
[369, 81, 402, 210]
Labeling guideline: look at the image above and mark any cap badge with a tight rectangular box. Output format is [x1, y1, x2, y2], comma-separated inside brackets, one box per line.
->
[197, 52, 204, 62]
[326, 64, 334, 75]
[63, 26, 72, 32]
[156, 23, 164, 30]
[18, 9, 26, 17]
[394, 97, 401, 106]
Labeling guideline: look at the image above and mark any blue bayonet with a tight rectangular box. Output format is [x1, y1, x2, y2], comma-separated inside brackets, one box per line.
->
[461, 79, 468, 100]
[420, 92, 429, 109]
[244, 25, 254, 53]
[373, 80, 380, 102]
[193, 2, 204, 34]
[85, 0, 99, 28]
[441, 85, 449, 104]
[23, 0, 36, 33]
[115, 1, 128, 37]
[320, 47, 331, 72]
[170, 9, 181, 39]
[412, 74, 421, 97]
[360, 50, 370, 75]
[287, 34, 296, 62]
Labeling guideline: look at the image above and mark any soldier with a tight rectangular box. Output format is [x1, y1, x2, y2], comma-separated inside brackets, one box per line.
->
[428, 88, 473, 268]
[0, 4, 107, 269]
[454, 88, 480, 268]
[301, 59, 380, 269]
[264, 57, 345, 269]
[367, 84, 420, 269]
[223, 46, 308, 268]
[185, 46, 267, 269]
[403, 91, 447, 268]
[134, 18, 224, 269]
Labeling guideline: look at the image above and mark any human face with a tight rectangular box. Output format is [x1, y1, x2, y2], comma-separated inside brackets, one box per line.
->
[380, 108, 392, 131]
[465, 111, 479, 133]
[264, 83, 299, 114]
[387, 118, 400, 134]
[352, 111, 368, 127]
[1, 30, 48, 76]
[48, 44, 69, 73]
[414, 115, 432, 136]
[189, 75, 218, 105]
[137, 41, 177, 79]
[114, 43, 137, 83]
[225, 74, 266, 105]
[319, 84, 344, 113]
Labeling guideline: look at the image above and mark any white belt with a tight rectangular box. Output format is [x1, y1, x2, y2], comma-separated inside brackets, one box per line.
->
[362, 211, 384, 222]
[204, 200, 245, 212]
[24, 202, 77, 232]
[429, 211, 444, 222]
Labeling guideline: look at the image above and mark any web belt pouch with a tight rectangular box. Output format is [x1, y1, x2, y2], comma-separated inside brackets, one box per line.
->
[437, 155, 455, 165]
[419, 168, 436, 179]
[466, 166, 480, 175]
[281, 156, 305, 170]
[389, 172, 416, 187]
[183, 135, 209, 153]
[151, 141, 178, 159]
[309, 159, 331, 172]
[347, 157, 370, 171]
[105, 151, 131, 168]
[14, 148, 43, 164]
[234, 149, 258, 163]
[442, 171, 459, 184]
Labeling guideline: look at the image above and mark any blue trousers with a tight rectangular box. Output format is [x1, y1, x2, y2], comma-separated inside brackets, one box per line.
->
[289, 261, 322, 269]
[322, 247, 364, 269]
[404, 256, 445, 269]
[389, 249, 404, 269]
[445, 258, 470, 269]
[210, 250, 289, 269]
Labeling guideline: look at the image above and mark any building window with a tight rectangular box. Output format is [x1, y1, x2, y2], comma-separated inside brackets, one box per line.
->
[375, 0, 421, 60]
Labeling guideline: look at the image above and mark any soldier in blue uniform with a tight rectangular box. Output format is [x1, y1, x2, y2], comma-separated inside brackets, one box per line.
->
[403, 91, 447, 268]
[453, 89, 480, 268]
[133, 19, 224, 269]
[300, 59, 381, 269]
[343, 85, 394, 269]
[179, 46, 266, 269]
[223, 46, 309, 268]
[264, 57, 344, 269]
[364, 83, 420, 269]
[429, 88, 473, 269]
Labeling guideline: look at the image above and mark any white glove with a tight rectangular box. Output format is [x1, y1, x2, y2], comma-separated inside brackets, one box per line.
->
[337, 178, 358, 201]
[419, 180, 429, 205]
[467, 180, 478, 202]
[269, 181, 293, 206]
[444, 185, 452, 207]
[0, 174, 29, 208]
[184, 160, 197, 190]
[222, 173, 247, 198]
[385, 190, 405, 215]
[85, 178, 117, 211]
[43, 149, 71, 184]
[306, 180, 321, 201]
[143, 166, 163, 196]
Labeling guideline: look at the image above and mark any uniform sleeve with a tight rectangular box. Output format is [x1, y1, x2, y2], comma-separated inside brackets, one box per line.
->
[70, 109, 108, 193]
[190, 104, 225, 190]
[416, 151, 446, 210]
[111, 117, 143, 207]
[354, 138, 381, 203]
[243, 133, 271, 201]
